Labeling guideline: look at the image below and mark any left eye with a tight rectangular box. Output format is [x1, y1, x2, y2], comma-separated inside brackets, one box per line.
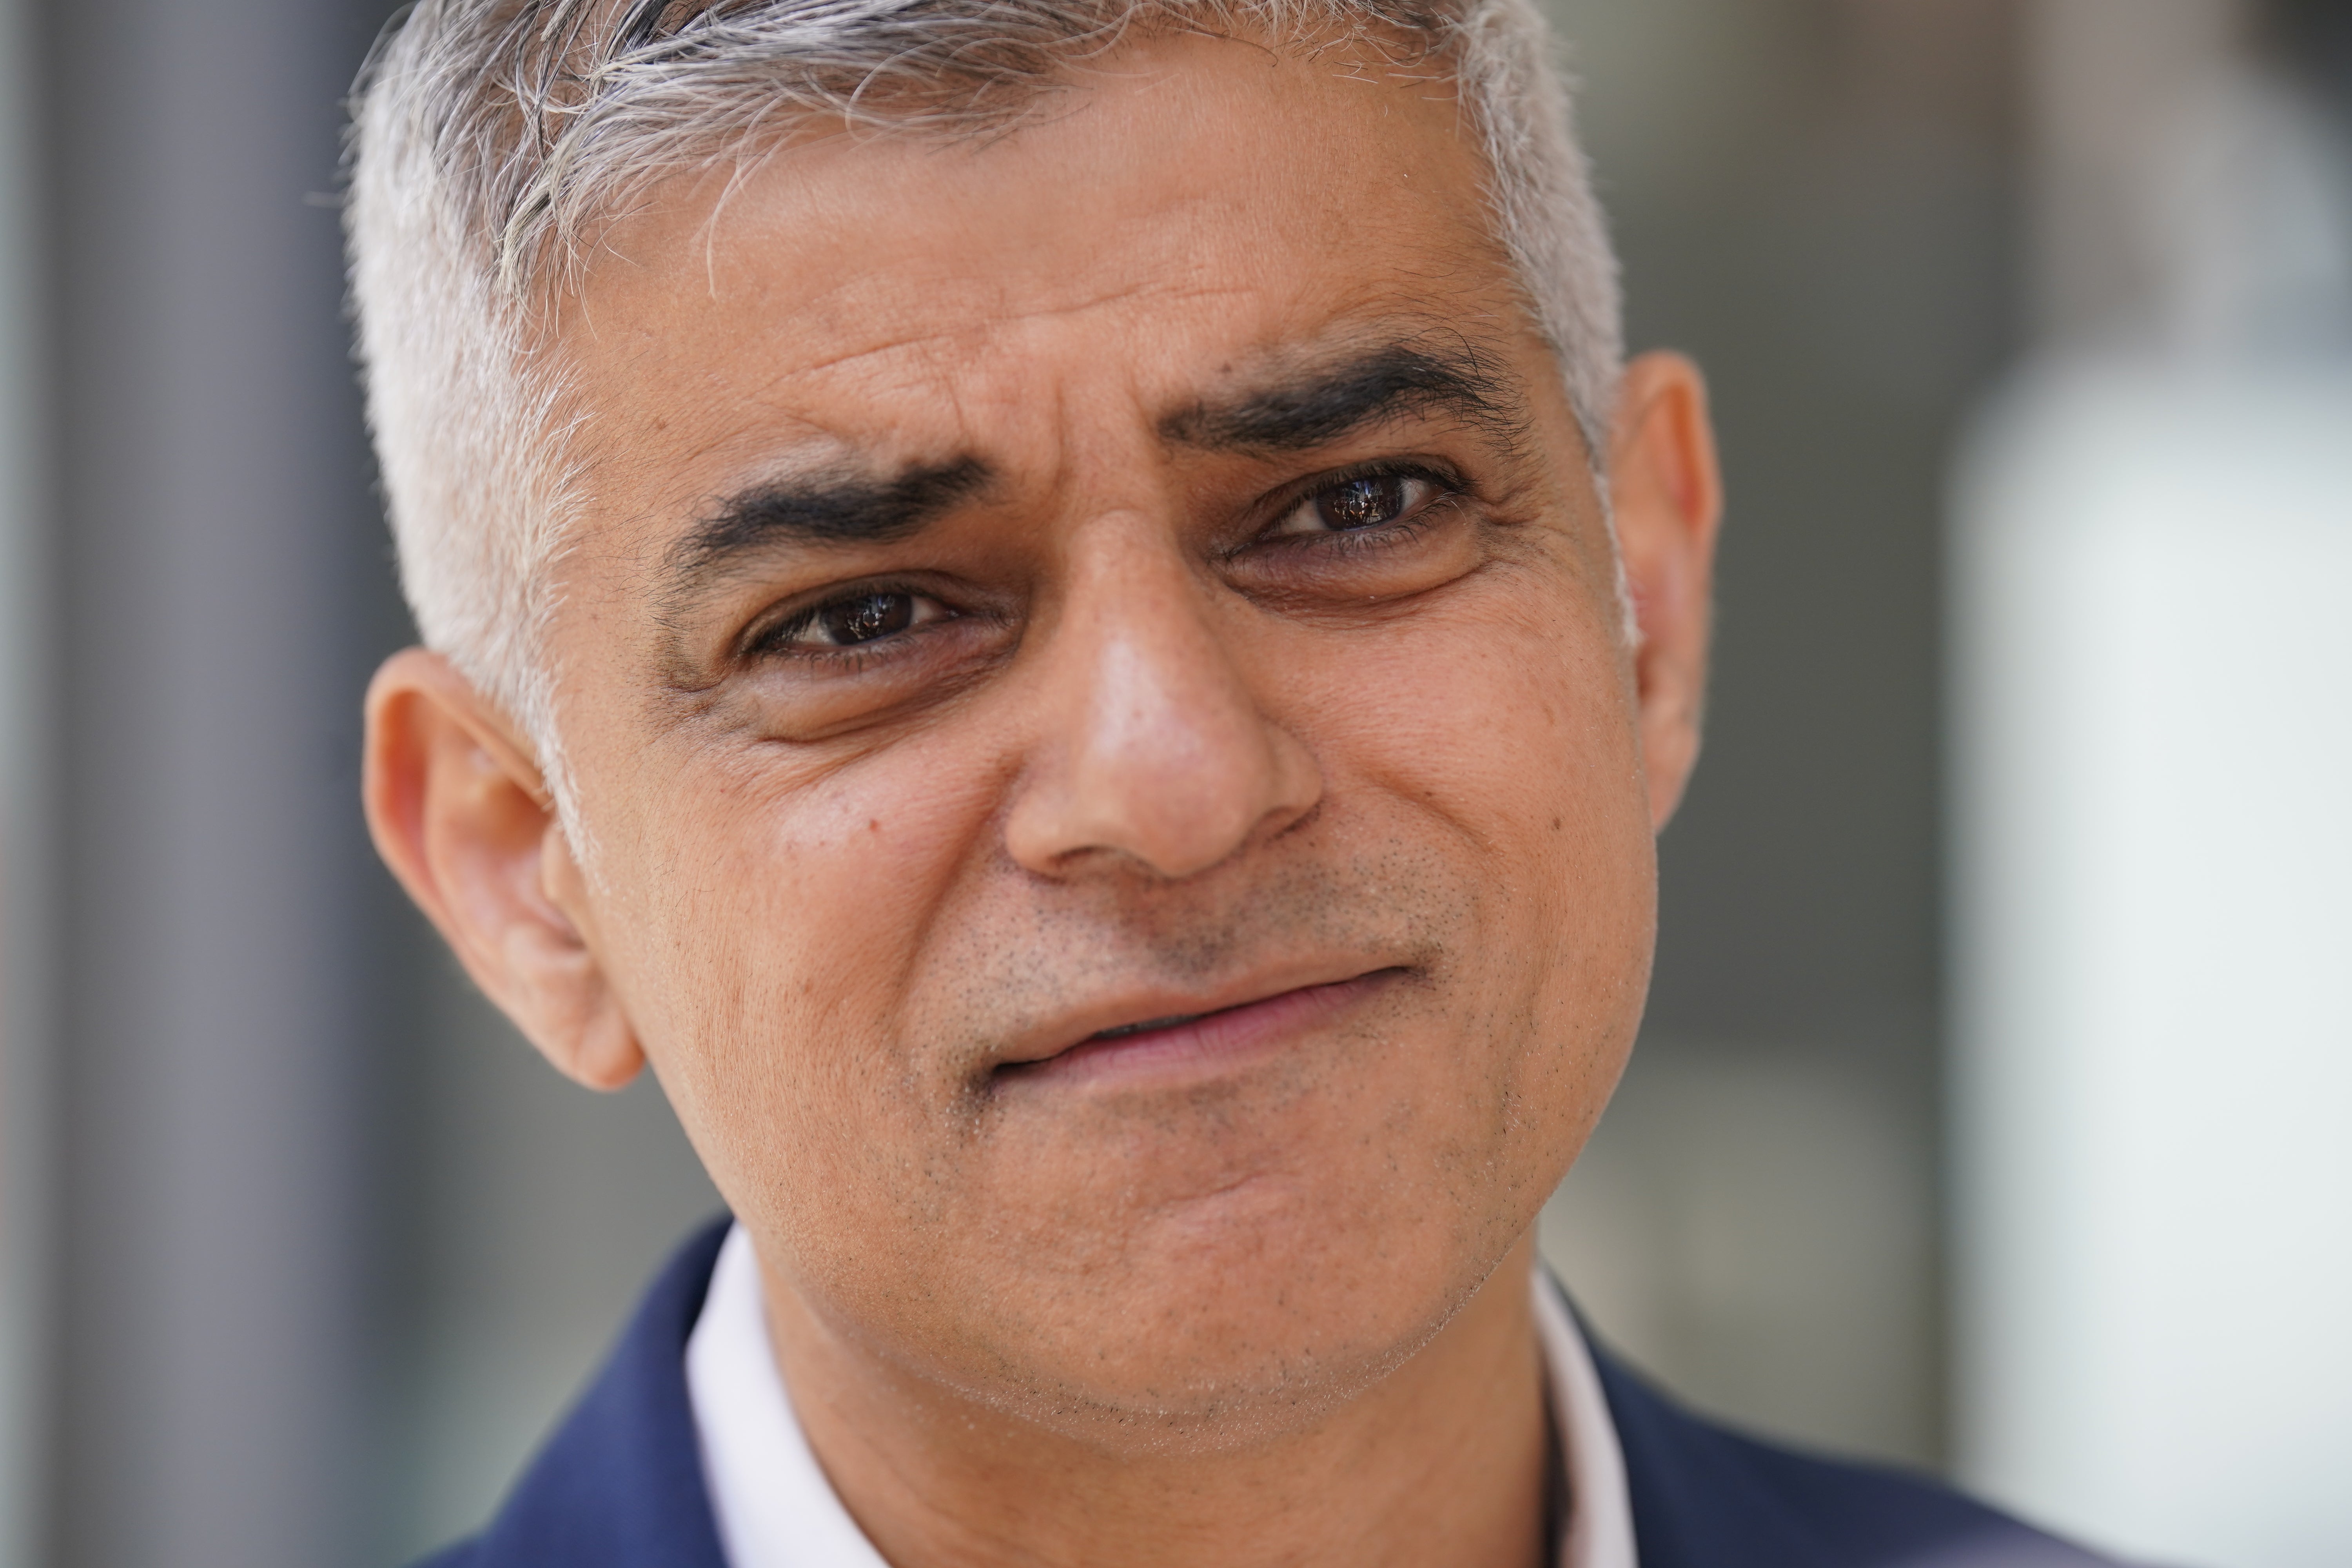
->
[1273, 473, 1436, 536]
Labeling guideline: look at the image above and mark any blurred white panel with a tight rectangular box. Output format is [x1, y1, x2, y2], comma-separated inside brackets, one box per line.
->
[1951, 361, 2352, 1567]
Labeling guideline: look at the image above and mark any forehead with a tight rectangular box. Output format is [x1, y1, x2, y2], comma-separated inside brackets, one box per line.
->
[557, 31, 1524, 473]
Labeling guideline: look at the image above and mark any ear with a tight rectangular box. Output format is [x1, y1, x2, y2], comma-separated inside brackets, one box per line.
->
[363, 648, 645, 1091]
[1608, 350, 1724, 831]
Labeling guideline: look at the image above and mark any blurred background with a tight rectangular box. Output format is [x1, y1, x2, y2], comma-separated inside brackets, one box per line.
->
[0, 0, 2343, 1564]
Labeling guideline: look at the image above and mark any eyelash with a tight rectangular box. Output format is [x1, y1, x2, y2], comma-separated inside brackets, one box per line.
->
[1250, 460, 1469, 559]
[743, 583, 959, 668]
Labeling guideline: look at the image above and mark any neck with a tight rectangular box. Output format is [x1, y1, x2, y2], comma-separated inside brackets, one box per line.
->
[762, 1232, 1554, 1568]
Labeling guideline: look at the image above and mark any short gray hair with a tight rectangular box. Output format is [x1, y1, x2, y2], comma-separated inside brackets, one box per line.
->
[347, 0, 1622, 806]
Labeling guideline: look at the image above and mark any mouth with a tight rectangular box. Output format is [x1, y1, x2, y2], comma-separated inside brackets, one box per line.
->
[993, 967, 1408, 1090]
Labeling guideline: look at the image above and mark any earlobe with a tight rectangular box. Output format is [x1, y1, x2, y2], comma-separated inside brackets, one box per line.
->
[1606, 351, 1724, 832]
[363, 648, 646, 1091]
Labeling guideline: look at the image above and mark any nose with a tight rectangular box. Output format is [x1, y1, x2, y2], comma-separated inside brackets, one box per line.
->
[1002, 520, 1323, 881]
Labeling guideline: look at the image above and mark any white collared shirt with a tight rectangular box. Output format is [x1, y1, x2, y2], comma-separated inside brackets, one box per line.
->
[687, 1224, 1637, 1568]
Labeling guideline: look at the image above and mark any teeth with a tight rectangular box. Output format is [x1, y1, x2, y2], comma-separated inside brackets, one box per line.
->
[1092, 1012, 1203, 1041]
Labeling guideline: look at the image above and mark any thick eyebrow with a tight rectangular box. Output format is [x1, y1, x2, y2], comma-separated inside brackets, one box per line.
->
[666, 455, 992, 587]
[1156, 342, 1527, 454]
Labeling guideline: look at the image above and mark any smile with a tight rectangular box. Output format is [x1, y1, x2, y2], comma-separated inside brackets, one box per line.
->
[994, 969, 1407, 1090]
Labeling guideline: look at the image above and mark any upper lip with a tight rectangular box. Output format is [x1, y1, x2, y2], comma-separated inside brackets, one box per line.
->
[992, 959, 1396, 1072]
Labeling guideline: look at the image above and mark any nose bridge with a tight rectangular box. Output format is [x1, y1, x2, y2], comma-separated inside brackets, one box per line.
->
[1004, 513, 1321, 880]
[1071, 521, 1239, 746]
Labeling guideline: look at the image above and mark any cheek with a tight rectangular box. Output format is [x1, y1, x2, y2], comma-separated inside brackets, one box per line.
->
[1294, 576, 1655, 1160]
[589, 729, 1004, 1228]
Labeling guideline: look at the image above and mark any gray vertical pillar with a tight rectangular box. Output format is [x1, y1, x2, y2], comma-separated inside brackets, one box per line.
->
[0, 0, 53, 1559]
[46, 4, 397, 1565]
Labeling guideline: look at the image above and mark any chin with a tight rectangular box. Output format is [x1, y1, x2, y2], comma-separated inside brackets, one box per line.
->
[929, 1174, 1507, 1452]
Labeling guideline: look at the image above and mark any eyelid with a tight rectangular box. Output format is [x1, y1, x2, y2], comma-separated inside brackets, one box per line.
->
[1250, 458, 1470, 545]
[1286, 456, 1464, 507]
[742, 581, 957, 662]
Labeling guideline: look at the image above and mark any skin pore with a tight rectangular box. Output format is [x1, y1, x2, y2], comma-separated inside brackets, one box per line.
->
[364, 27, 1720, 1568]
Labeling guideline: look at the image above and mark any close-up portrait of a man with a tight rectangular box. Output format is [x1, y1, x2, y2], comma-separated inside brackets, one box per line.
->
[343, 2, 2120, 1565]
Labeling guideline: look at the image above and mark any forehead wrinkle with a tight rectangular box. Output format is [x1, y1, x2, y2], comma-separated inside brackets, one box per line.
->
[702, 281, 1279, 510]
[765, 272, 1264, 391]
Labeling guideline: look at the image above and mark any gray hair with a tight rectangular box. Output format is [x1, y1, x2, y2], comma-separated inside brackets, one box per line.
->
[347, 0, 1623, 814]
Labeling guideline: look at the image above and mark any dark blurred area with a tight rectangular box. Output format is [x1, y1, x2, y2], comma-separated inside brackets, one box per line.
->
[2270, 0, 2352, 93]
[0, 2, 2341, 1566]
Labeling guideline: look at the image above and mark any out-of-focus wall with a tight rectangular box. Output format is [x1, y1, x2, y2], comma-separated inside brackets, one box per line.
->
[1538, 0, 2023, 1471]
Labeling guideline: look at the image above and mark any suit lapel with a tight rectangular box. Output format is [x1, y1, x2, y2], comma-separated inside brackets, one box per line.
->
[1573, 1296, 2104, 1568]
[1585, 1335, 1822, 1568]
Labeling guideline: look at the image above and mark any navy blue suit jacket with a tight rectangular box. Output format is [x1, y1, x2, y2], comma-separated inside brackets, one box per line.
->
[421, 1220, 2118, 1568]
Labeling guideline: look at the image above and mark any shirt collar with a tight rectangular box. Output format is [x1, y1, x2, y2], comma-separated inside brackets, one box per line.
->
[687, 1223, 1637, 1568]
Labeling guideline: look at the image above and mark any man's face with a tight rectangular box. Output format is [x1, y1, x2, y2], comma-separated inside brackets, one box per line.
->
[496, 34, 1673, 1437]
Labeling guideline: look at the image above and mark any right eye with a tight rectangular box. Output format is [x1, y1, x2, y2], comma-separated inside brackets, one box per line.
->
[769, 590, 954, 653]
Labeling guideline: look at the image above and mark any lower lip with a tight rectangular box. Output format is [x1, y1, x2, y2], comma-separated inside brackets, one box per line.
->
[998, 971, 1399, 1090]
